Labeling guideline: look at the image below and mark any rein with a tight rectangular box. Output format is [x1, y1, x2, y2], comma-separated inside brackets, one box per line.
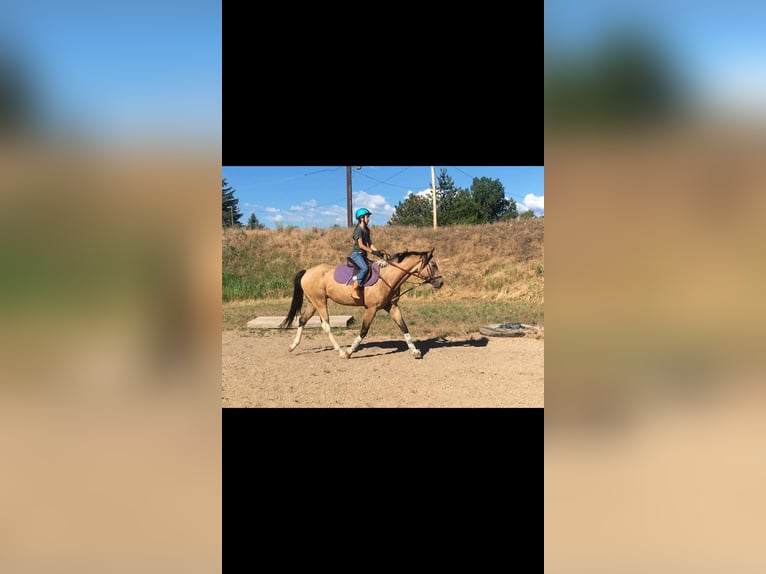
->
[380, 255, 442, 297]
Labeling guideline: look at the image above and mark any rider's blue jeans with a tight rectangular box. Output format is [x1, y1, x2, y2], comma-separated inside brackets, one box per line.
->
[350, 252, 369, 285]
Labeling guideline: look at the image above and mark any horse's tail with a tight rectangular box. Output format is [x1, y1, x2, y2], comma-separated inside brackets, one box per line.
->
[280, 269, 306, 329]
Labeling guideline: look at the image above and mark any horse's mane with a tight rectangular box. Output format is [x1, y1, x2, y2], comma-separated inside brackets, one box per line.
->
[392, 250, 432, 263]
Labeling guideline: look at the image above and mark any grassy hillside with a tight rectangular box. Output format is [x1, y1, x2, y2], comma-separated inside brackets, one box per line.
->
[222, 219, 544, 334]
[223, 219, 544, 300]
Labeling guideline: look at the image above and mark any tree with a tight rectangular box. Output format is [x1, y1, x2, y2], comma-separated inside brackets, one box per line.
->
[247, 212, 265, 229]
[545, 29, 683, 130]
[518, 210, 536, 219]
[389, 170, 518, 226]
[222, 178, 243, 228]
[435, 169, 458, 224]
[471, 177, 515, 222]
[447, 189, 484, 224]
[388, 192, 432, 226]
[0, 53, 36, 134]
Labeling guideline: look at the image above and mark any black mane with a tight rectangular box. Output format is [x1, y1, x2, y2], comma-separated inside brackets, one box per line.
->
[393, 250, 432, 263]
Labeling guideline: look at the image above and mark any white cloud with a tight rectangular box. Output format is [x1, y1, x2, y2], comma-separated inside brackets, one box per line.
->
[701, 59, 766, 121]
[354, 190, 395, 223]
[517, 193, 544, 215]
[289, 199, 318, 211]
[258, 202, 349, 227]
[320, 206, 346, 217]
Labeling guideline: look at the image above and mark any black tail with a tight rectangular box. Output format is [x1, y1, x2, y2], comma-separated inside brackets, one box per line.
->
[280, 269, 306, 329]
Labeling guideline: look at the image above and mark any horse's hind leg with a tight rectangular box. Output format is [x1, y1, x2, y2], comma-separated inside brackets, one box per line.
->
[289, 303, 316, 352]
[387, 303, 422, 358]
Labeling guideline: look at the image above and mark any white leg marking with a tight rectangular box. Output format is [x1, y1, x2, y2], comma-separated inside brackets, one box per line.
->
[348, 335, 363, 354]
[321, 318, 346, 357]
[404, 333, 421, 358]
[290, 326, 304, 351]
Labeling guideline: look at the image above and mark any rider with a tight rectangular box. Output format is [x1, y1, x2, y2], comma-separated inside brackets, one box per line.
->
[349, 207, 385, 298]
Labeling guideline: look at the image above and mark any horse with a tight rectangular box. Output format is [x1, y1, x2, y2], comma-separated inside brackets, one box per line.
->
[279, 249, 444, 359]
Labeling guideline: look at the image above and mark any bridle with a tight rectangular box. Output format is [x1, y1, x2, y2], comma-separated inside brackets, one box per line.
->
[380, 252, 442, 297]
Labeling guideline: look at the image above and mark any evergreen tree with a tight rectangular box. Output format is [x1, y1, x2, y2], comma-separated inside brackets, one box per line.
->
[435, 169, 458, 224]
[247, 212, 265, 229]
[222, 178, 243, 228]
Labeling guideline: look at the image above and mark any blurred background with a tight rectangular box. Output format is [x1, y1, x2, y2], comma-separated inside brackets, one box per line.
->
[545, 1, 766, 572]
[0, 1, 221, 572]
[5, 0, 766, 570]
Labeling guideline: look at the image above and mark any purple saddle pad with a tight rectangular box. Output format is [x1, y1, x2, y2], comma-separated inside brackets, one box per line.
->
[333, 261, 380, 286]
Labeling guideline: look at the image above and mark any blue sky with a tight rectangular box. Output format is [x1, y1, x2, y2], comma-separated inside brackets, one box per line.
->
[222, 166, 544, 229]
[2, 1, 221, 144]
[4, 1, 765, 148]
[545, 1, 766, 118]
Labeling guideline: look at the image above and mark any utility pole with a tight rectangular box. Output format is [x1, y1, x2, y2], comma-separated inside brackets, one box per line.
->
[347, 166, 362, 227]
[346, 166, 353, 228]
[431, 165, 437, 229]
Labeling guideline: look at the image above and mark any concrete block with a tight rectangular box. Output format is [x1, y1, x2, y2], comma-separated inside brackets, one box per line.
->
[247, 315, 354, 329]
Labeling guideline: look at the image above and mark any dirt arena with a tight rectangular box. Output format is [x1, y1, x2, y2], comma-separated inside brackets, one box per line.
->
[221, 329, 544, 408]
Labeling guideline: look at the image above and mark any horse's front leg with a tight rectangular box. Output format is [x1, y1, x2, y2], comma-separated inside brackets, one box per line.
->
[346, 307, 379, 358]
[387, 303, 422, 358]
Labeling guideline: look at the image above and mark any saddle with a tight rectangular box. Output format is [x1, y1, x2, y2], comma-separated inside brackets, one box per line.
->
[332, 258, 380, 287]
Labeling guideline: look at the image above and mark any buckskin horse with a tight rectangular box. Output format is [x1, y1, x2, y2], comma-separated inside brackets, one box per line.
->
[280, 250, 443, 358]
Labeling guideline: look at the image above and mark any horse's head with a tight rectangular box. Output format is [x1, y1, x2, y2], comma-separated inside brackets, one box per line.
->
[422, 249, 444, 289]
[389, 249, 444, 289]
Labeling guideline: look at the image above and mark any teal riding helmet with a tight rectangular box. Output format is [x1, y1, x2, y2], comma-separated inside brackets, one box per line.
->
[355, 207, 372, 220]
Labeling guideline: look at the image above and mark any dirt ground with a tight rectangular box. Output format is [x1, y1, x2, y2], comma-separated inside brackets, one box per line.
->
[221, 329, 544, 407]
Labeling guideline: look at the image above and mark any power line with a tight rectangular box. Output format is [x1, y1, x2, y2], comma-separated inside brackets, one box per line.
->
[304, 167, 343, 176]
[452, 166, 476, 179]
[355, 169, 415, 190]
[447, 166, 531, 203]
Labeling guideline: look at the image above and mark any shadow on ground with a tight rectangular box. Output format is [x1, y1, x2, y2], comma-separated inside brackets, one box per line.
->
[355, 335, 489, 358]
[292, 336, 489, 358]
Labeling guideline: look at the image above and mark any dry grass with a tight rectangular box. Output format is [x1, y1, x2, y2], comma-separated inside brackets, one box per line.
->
[223, 219, 544, 302]
[222, 219, 544, 335]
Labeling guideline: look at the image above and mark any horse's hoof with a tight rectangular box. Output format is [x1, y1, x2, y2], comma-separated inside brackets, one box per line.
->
[412, 350, 422, 359]
[340, 350, 350, 359]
